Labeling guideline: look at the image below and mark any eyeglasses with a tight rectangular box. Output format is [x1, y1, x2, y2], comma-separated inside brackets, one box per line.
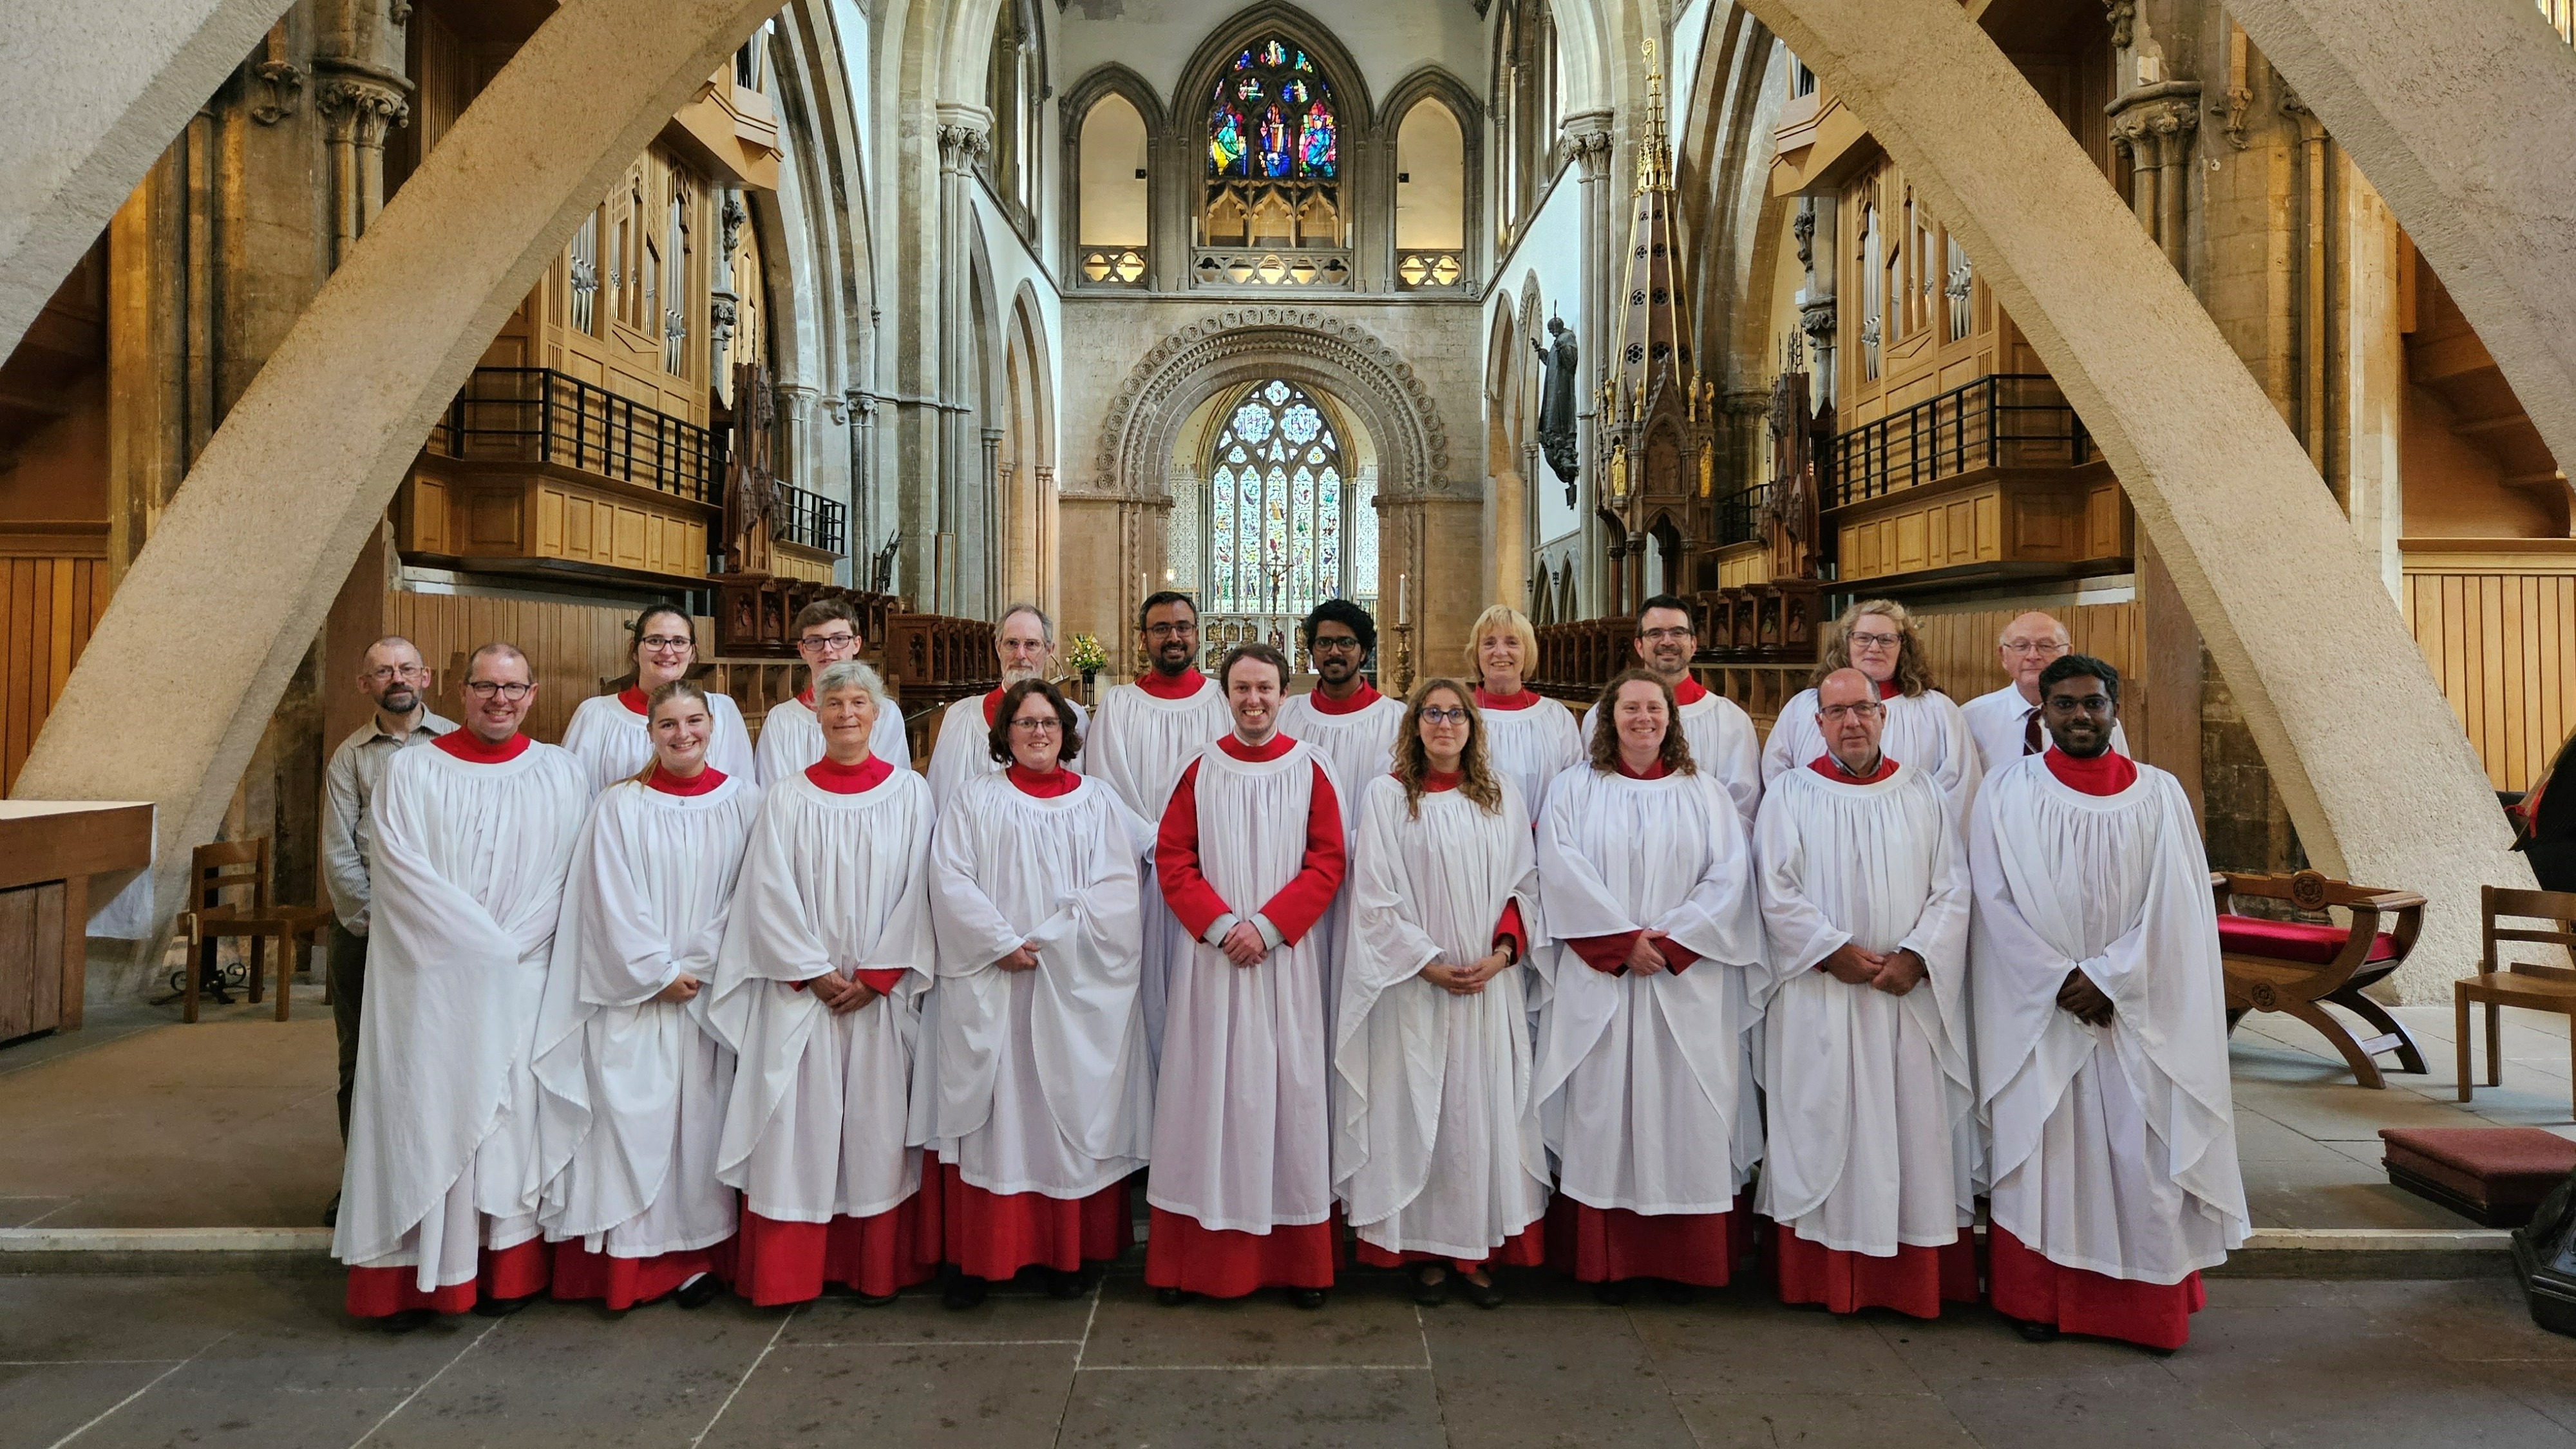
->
[797, 632, 857, 654]
[638, 635, 694, 652]
[1847, 631, 1902, 650]
[1310, 636, 1364, 653]
[2000, 640, 2067, 657]
[1419, 707, 1470, 726]
[1638, 627, 1696, 644]
[1010, 717, 1063, 733]
[463, 681, 533, 701]
[361, 665, 426, 682]
[1819, 703, 1884, 723]
[1143, 621, 1197, 639]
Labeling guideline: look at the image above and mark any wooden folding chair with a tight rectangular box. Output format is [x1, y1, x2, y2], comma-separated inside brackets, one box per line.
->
[2215, 868, 2427, 1087]
[2456, 885, 2576, 1118]
[173, 838, 335, 1024]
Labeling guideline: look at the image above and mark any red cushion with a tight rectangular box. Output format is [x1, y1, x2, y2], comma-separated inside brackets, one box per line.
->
[2380, 1127, 2576, 1202]
[2217, 914, 2398, 965]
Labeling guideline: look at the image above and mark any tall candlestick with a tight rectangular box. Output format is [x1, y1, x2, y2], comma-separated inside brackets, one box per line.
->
[1397, 573, 1408, 626]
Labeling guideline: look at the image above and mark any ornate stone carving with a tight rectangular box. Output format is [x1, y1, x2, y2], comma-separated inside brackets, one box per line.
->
[1799, 298, 1837, 345]
[708, 295, 737, 351]
[2222, 84, 2254, 149]
[388, 0, 412, 22]
[1791, 204, 1817, 268]
[721, 193, 746, 256]
[317, 76, 410, 146]
[2108, 87, 2200, 158]
[2104, 0, 2137, 48]
[938, 121, 991, 171]
[1566, 126, 1615, 179]
[249, 58, 304, 125]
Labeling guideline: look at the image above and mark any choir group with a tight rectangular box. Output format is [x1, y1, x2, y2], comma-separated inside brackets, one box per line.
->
[319, 589, 2246, 1350]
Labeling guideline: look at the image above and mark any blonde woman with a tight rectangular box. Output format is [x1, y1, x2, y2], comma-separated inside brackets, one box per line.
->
[1760, 599, 1980, 820]
[1333, 679, 1546, 1308]
[1463, 605, 1582, 822]
[560, 603, 757, 791]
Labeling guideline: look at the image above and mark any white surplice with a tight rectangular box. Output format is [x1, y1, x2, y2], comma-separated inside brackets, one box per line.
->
[559, 690, 758, 793]
[1479, 694, 1584, 823]
[923, 692, 1090, 813]
[1582, 687, 1763, 831]
[754, 693, 913, 785]
[1149, 740, 1340, 1233]
[1958, 683, 2130, 781]
[531, 773, 759, 1258]
[1083, 677, 1232, 1061]
[1764, 688, 1982, 825]
[1275, 690, 1404, 821]
[1531, 762, 1766, 1213]
[1969, 757, 2250, 1283]
[920, 772, 1153, 1197]
[706, 768, 937, 1222]
[1752, 763, 1975, 1256]
[333, 741, 588, 1290]
[1332, 775, 1549, 1260]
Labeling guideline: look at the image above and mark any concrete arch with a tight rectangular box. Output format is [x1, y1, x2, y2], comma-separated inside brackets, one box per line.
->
[10, 0, 792, 927]
[1739, 0, 2524, 994]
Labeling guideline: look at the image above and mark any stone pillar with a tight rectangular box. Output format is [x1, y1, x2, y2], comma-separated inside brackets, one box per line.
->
[710, 190, 744, 394]
[1795, 196, 1838, 410]
[1032, 462, 1058, 618]
[1564, 111, 1615, 619]
[773, 383, 817, 493]
[315, 74, 411, 267]
[2107, 82, 2200, 276]
[2281, 84, 2333, 476]
[982, 423, 1005, 614]
[849, 390, 878, 589]
[936, 113, 990, 618]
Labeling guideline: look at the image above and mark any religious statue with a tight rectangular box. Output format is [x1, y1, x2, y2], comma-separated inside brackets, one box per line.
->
[721, 360, 777, 576]
[1533, 314, 1580, 500]
[1761, 370, 1823, 580]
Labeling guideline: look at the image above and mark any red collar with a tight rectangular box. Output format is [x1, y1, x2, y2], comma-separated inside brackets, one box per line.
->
[1419, 769, 1463, 793]
[1007, 762, 1080, 798]
[1809, 753, 1899, 784]
[1304, 681, 1383, 715]
[617, 687, 651, 716]
[1614, 756, 1669, 781]
[981, 687, 1007, 726]
[2044, 746, 2138, 797]
[435, 730, 531, 764]
[1218, 732, 1296, 762]
[1136, 668, 1208, 700]
[1671, 677, 1709, 706]
[794, 687, 814, 708]
[806, 755, 895, 794]
[1877, 679, 1901, 701]
[1475, 686, 1539, 712]
[649, 764, 727, 796]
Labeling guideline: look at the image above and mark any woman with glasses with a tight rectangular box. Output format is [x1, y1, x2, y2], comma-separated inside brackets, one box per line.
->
[756, 599, 914, 784]
[533, 681, 759, 1311]
[708, 658, 940, 1307]
[1532, 670, 1765, 1303]
[1332, 679, 1546, 1309]
[561, 604, 757, 792]
[1759, 600, 1981, 823]
[920, 679, 1153, 1308]
[1462, 605, 1581, 824]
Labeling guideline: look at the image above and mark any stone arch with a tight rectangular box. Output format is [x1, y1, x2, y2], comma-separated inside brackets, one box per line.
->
[1001, 279, 1058, 614]
[1056, 63, 1170, 281]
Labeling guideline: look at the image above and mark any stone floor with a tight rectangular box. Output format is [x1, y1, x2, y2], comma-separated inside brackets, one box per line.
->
[8, 1265, 2576, 1449]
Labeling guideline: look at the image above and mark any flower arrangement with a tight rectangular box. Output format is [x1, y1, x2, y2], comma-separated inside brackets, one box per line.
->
[1066, 632, 1108, 676]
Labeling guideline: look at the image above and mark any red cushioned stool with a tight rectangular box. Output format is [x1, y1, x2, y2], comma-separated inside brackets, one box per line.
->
[2380, 1126, 2576, 1228]
[2215, 869, 2427, 1088]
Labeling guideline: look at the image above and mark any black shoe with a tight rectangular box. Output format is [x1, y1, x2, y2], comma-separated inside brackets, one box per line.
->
[471, 1293, 535, 1318]
[943, 1274, 990, 1311]
[1155, 1286, 1194, 1307]
[852, 1290, 900, 1307]
[1591, 1280, 1634, 1305]
[322, 1191, 340, 1229]
[1458, 1273, 1504, 1310]
[1287, 1288, 1328, 1310]
[1409, 1265, 1450, 1307]
[674, 1273, 723, 1310]
[379, 1308, 437, 1334]
[2012, 1318, 2061, 1343]
[1651, 1278, 1694, 1305]
[1043, 1268, 1087, 1300]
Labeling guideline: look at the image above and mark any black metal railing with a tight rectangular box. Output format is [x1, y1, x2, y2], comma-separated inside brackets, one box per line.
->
[1717, 482, 1771, 547]
[772, 480, 847, 556]
[1826, 374, 2088, 508]
[428, 367, 721, 504]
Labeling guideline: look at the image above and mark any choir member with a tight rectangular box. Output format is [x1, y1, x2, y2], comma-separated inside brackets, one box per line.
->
[1762, 600, 1980, 822]
[1971, 654, 2247, 1350]
[534, 680, 759, 1311]
[1465, 605, 1581, 823]
[1533, 669, 1764, 1303]
[755, 599, 912, 783]
[334, 642, 589, 1328]
[560, 603, 757, 791]
[1333, 679, 1546, 1309]
[1148, 641, 1348, 1307]
[925, 603, 1088, 811]
[709, 659, 942, 1306]
[1958, 611, 2129, 777]
[1579, 595, 1761, 831]
[1276, 599, 1403, 803]
[1752, 668, 1976, 1319]
[1085, 591, 1231, 1057]
[923, 679, 1153, 1307]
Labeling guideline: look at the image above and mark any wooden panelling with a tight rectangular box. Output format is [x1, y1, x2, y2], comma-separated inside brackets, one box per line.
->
[0, 555, 112, 794]
[0, 882, 66, 1041]
[397, 464, 713, 585]
[1713, 541, 1770, 590]
[772, 542, 838, 585]
[2401, 558, 2576, 792]
[1835, 470, 2126, 586]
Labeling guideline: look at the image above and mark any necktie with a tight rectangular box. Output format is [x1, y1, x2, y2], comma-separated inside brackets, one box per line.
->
[2023, 708, 2043, 756]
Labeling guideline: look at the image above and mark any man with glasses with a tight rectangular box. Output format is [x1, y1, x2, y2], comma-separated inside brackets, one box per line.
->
[320, 638, 456, 1227]
[756, 599, 913, 784]
[336, 643, 588, 1327]
[1958, 611, 2128, 777]
[1762, 599, 1980, 826]
[924, 603, 1088, 812]
[1580, 594, 1763, 831]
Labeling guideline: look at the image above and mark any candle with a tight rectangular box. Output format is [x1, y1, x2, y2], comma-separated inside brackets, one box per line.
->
[1397, 573, 1408, 626]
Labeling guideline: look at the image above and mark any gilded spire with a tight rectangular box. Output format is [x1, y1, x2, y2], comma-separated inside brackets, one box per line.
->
[1600, 35, 1709, 516]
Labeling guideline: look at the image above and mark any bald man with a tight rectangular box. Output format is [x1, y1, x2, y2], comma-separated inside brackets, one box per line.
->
[1958, 612, 2127, 778]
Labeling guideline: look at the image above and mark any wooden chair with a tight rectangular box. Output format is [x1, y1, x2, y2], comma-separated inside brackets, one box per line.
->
[2457, 885, 2576, 1118]
[173, 839, 335, 1024]
[2215, 868, 2427, 1088]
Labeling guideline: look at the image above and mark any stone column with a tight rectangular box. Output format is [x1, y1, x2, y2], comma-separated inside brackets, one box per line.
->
[710, 190, 744, 393]
[1032, 462, 1059, 618]
[315, 74, 410, 267]
[983, 424, 1005, 613]
[1564, 111, 1615, 619]
[1795, 196, 1838, 410]
[849, 390, 878, 588]
[936, 113, 990, 617]
[2107, 82, 2201, 276]
[773, 382, 817, 495]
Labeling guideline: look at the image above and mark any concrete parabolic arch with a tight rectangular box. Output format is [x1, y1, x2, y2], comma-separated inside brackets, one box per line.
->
[9, 0, 795, 942]
[1739, 0, 2526, 998]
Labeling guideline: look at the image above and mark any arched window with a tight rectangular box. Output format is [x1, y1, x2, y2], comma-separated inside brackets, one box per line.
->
[1078, 93, 1149, 285]
[1395, 98, 1466, 287]
[1206, 379, 1375, 615]
[1201, 39, 1346, 279]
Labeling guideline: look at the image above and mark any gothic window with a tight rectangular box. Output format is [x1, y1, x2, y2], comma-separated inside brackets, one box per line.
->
[1202, 40, 1343, 254]
[1493, 1, 1558, 247]
[1206, 379, 1374, 616]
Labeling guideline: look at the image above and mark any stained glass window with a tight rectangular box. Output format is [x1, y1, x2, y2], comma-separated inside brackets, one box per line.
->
[1208, 40, 1336, 180]
[1204, 380, 1372, 615]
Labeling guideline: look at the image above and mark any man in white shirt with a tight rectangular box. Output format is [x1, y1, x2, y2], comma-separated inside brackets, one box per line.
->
[1957, 611, 2129, 775]
[319, 636, 455, 1226]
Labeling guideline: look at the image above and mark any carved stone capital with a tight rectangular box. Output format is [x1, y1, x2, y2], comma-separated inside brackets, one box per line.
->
[2108, 81, 2202, 164]
[317, 75, 410, 147]
[721, 193, 747, 256]
[1563, 115, 1616, 180]
[708, 294, 738, 347]
[938, 120, 992, 171]
[1798, 298, 1837, 345]
[851, 391, 880, 424]
[248, 59, 305, 126]
[1791, 203, 1817, 268]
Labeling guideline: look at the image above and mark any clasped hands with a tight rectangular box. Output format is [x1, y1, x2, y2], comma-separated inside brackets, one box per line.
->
[806, 967, 881, 1014]
[2054, 967, 2114, 1027]
[1419, 947, 1514, 995]
[1817, 942, 1927, 996]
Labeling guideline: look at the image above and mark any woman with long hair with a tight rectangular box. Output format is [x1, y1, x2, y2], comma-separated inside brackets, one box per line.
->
[1531, 669, 1765, 1302]
[561, 603, 757, 791]
[1463, 605, 1582, 823]
[1759, 600, 1979, 817]
[1333, 678, 1547, 1308]
[533, 680, 759, 1310]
